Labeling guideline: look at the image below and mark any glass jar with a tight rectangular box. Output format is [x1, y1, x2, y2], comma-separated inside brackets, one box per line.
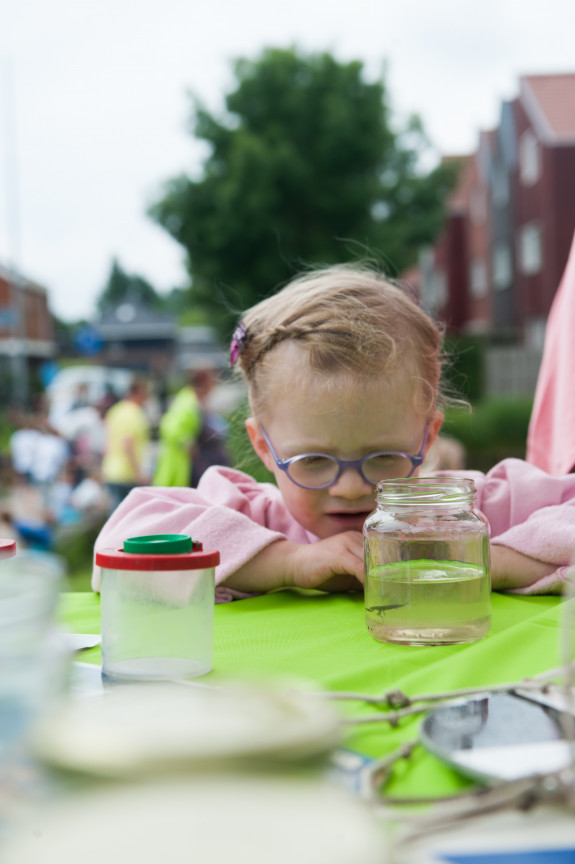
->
[363, 477, 491, 646]
[95, 534, 220, 682]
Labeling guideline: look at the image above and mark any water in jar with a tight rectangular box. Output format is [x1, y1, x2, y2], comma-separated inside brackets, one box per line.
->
[365, 558, 491, 646]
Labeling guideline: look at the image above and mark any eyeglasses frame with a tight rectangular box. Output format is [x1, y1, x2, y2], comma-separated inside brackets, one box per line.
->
[259, 424, 430, 490]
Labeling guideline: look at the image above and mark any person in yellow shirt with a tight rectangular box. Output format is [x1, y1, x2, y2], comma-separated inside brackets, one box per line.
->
[102, 377, 150, 510]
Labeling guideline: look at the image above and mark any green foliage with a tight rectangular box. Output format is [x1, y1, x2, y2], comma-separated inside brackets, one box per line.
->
[63, 564, 94, 592]
[54, 516, 107, 577]
[0, 409, 14, 454]
[150, 47, 455, 338]
[226, 398, 275, 484]
[442, 397, 534, 472]
[442, 335, 486, 404]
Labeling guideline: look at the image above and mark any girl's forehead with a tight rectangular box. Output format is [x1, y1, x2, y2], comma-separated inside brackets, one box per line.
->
[261, 341, 421, 396]
[264, 348, 409, 399]
[260, 367, 422, 428]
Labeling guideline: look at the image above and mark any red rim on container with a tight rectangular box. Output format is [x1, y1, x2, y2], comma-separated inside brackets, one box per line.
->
[0, 539, 16, 559]
[95, 534, 219, 571]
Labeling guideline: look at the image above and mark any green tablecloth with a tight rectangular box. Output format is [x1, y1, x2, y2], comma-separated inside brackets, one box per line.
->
[59, 590, 566, 797]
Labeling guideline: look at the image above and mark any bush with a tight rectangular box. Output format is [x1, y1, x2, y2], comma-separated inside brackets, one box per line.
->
[226, 399, 275, 484]
[443, 335, 486, 403]
[442, 397, 533, 472]
[53, 515, 107, 577]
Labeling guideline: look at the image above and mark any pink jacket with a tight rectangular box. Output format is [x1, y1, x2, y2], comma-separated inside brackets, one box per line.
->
[527, 230, 575, 475]
[93, 459, 575, 599]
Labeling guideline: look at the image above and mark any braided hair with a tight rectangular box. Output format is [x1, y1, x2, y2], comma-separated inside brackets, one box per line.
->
[234, 264, 444, 419]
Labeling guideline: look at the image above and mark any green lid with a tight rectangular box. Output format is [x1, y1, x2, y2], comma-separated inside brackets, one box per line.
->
[123, 534, 193, 555]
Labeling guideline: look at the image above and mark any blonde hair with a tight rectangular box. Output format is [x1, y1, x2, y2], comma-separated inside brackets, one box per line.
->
[235, 264, 444, 418]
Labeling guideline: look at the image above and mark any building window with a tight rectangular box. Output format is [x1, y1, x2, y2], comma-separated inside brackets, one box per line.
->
[470, 259, 488, 298]
[492, 166, 509, 207]
[519, 131, 540, 186]
[493, 243, 512, 290]
[519, 223, 542, 275]
[425, 269, 447, 313]
[525, 318, 546, 352]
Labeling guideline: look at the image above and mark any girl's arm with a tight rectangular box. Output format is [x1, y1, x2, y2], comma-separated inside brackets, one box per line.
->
[468, 458, 575, 594]
[223, 533, 364, 594]
[490, 546, 557, 590]
[92, 466, 362, 594]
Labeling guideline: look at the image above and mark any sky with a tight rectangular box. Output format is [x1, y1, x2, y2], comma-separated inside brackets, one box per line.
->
[1, 0, 574, 323]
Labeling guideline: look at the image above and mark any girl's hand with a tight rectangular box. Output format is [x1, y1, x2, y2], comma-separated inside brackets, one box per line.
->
[288, 532, 364, 592]
[223, 534, 364, 594]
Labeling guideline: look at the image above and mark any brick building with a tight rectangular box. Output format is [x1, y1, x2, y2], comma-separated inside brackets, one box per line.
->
[421, 72, 575, 347]
[0, 264, 55, 402]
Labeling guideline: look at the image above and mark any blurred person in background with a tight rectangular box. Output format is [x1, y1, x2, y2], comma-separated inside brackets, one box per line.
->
[98, 383, 119, 415]
[70, 382, 91, 411]
[9, 410, 41, 484]
[189, 367, 231, 486]
[102, 377, 151, 510]
[29, 411, 71, 509]
[9, 409, 71, 550]
[153, 370, 202, 487]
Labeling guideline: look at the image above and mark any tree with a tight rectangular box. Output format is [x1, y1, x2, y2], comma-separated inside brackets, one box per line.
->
[150, 47, 455, 336]
[96, 259, 162, 313]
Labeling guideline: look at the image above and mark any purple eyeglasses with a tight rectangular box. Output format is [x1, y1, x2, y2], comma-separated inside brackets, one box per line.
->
[260, 425, 429, 490]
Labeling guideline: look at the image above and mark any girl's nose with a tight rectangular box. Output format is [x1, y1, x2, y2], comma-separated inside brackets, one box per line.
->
[328, 467, 373, 499]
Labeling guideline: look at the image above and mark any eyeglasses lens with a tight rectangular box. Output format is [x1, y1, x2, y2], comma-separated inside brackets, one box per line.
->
[362, 454, 414, 483]
[288, 453, 414, 489]
[288, 455, 339, 488]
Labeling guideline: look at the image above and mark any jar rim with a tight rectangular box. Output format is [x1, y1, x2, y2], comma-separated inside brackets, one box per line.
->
[376, 475, 476, 505]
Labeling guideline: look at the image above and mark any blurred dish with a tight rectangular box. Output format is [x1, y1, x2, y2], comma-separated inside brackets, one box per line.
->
[421, 691, 575, 783]
[32, 680, 342, 777]
[2, 774, 385, 864]
[60, 633, 101, 652]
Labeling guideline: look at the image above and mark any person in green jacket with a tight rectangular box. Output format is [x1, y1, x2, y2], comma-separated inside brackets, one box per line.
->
[153, 375, 202, 487]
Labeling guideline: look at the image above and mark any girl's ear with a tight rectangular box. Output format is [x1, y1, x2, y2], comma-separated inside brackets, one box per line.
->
[424, 410, 444, 456]
[245, 418, 276, 473]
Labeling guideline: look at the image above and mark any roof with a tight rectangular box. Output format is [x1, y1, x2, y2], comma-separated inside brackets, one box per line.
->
[445, 155, 474, 213]
[496, 100, 517, 168]
[477, 129, 496, 180]
[520, 73, 575, 144]
[0, 263, 48, 295]
[96, 300, 176, 340]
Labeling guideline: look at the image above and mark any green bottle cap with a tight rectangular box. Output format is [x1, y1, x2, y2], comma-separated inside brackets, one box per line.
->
[123, 534, 194, 555]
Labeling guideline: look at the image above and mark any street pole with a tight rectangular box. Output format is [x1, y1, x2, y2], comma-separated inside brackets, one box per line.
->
[1, 53, 28, 406]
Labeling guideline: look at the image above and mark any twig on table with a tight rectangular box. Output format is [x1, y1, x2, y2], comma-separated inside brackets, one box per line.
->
[391, 766, 575, 846]
[317, 662, 575, 725]
[358, 738, 419, 800]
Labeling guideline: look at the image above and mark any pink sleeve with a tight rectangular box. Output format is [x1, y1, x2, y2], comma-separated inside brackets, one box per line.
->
[452, 459, 575, 595]
[92, 466, 315, 592]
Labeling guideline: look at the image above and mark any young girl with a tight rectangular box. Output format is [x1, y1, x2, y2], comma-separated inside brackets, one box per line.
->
[93, 265, 575, 601]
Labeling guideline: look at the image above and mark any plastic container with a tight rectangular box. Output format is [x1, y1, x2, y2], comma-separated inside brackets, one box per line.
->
[95, 534, 220, 681]
[0, 546, 64, 756]
[0, 538, 16, 560]
[363, 477, 491, 646]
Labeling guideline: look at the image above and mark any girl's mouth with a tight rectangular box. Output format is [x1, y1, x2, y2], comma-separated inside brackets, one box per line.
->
[327, 511, 371, 527]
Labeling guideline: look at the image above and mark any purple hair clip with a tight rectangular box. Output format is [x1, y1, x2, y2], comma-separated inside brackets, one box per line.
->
[230, 321, 248, 367]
